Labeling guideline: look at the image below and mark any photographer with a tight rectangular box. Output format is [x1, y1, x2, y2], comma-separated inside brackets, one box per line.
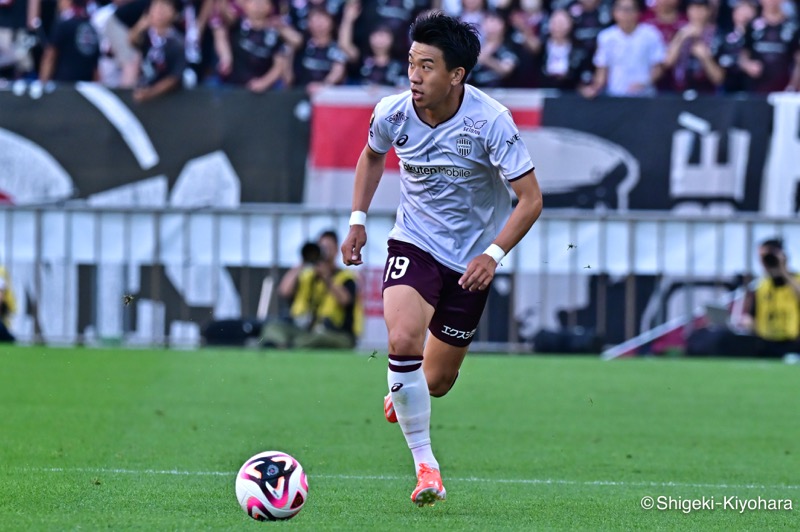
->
[0, 269, 16, 343]
[275, 240, 323, 313]
[688, 237, 800, 359]
[735, 238, 800, 357]
[261, 231, 363, 349]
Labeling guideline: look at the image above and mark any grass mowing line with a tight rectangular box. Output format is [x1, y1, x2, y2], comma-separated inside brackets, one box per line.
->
[23, 467, 800, 491]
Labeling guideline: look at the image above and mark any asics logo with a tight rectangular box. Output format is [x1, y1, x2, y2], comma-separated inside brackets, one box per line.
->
[391, 383, 403, 392]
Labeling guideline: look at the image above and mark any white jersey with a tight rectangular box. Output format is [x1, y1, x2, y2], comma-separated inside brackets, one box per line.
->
[368, 84, 534, 273]
[593, 24, 666, 96]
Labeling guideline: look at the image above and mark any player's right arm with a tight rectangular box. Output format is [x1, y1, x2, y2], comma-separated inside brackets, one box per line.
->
[341, 145, 386, 266]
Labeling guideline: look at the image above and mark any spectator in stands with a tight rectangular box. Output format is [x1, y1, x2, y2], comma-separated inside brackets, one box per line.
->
[359, 0, 427, 61]
[739, 0, 800, 93]
[569, 0, 613, 62]
[0, 267, 16, 343]
[291, 7, 347, 95]
[540, 8, 594, 89]
[338, 1, 404, 86]
[282, 0, 345, 34]
[199, 0, 244, 31]
[173, 0, 204, 84]
[91, 3, 123, 87]
[715, 0, 756, 93]
[509, 0, 544, 54]
[262, 230, 363, 349]
[129, 0, 187, 101]
[642, 0, 687, 44]
[662, 0, 723, 93]
[39, 0, 99, 83]
[104, 0, 150, 88]
[581, 0, 666, 97]
[468, 9, 519, 86]
[0, 0, 40, 79]
[212, 0, 300, 91]
[458, 0, 488, 40]
[508, 0, 545, 87]
[641, 0, 687, 91]
[104, 0, 207, 87]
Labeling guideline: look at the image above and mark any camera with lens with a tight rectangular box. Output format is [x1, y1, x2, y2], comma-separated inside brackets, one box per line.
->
[301, 242, 322, 267]
[762, 251, 780, 268]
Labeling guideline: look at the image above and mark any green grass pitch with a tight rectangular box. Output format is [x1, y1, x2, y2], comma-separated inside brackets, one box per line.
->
[1, 346, 798, 530]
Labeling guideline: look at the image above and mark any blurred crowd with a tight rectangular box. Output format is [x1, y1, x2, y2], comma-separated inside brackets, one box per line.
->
[1, 0, 798, 99]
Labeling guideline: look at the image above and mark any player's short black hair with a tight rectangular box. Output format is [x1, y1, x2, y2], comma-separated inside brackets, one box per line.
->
[409, 11, 481, 82]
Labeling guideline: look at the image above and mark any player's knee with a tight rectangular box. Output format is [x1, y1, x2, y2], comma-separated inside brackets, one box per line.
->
[387, 328, 425, 356]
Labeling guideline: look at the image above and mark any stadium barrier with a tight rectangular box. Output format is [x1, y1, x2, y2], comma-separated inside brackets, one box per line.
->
[2, 204, 799, 352]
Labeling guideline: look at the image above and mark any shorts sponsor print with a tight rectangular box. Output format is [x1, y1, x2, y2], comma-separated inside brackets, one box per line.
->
[382, 239, 490, 347]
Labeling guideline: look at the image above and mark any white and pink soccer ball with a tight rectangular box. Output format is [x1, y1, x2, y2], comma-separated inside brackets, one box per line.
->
[235, 451, 309, 521]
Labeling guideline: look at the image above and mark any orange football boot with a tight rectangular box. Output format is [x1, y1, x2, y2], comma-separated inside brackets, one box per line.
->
[411, 464, 446, 506]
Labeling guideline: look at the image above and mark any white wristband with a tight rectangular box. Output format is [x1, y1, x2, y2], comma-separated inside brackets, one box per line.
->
[483, 243, 506, 264]
[349, 211, 367, 226]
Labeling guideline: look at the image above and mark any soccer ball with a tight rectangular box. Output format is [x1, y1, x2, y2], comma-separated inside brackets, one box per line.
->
[235, 451, 309, 521]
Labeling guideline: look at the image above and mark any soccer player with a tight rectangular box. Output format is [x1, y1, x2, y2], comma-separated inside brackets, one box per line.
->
[340, 11, 543, 507]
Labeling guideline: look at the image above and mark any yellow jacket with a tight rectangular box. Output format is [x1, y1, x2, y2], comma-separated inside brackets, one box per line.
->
[290, 267, 363, 337]
[0, 266, 16, 329]
[753, 274, 800, 341]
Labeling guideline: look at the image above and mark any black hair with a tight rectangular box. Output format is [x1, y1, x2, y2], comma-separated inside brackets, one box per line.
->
[372, 24, 394, 35]
[613, 0, 644, 10]
[301, 242, 322, 264]
[409, 11, 481, 82]
[761, 238, 784, 250]
[319, 230, 338, 245]
[308, 6, 333, 20]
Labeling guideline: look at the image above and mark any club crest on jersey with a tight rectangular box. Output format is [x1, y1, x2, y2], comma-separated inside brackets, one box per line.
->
[463, 117, 487, 135]
[456, 136, 472, 157]
[385, 110, 408, 125]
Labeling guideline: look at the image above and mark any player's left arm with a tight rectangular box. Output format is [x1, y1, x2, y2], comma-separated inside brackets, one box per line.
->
[459, 170, 543, 292]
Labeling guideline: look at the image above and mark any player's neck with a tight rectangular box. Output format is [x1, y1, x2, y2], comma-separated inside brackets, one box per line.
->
[414, 84, 465, 127]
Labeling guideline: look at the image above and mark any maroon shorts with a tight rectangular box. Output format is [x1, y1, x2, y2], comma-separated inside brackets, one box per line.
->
[381, 239, 490, 347]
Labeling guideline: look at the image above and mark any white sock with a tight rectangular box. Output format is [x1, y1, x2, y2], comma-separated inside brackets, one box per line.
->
[387, 354, 439, 473]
